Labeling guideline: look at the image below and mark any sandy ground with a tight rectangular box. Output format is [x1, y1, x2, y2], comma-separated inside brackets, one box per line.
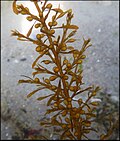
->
[1, 1, 119, 140]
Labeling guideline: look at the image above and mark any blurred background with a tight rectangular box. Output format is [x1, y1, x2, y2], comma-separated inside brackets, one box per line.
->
[1, 1, 119, 140]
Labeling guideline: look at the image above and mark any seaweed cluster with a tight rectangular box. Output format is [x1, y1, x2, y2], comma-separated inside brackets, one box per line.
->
[11, 0, 105, 140]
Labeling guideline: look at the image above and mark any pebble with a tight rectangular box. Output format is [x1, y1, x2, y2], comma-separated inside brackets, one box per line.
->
[110, 95, 119, 103]
[6, 133, 9, 137]
[96, 59, 100, 63]
[97, 28, 101, 33]
[92, 52, 96, 56]
[20, 58, 27, 61]
[22, 104, 25, 108]
[30, 55, 34, 59]
[14, 59, 19, 63]
[7, 59, 10, 62]
[5, 126, 8, 130]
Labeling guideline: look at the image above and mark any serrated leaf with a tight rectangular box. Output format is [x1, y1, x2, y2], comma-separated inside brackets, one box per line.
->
[95, 86, 101, 92]
[40, 121, 51, 126]
[37, 94, 53, 101]
[68, 30, 77, 38]
[52, 8, 63, 13]
[100, 134, 106, 140]
[42, 0, 48, 11]
[49, 76, 58, 81]
[60, 50, 76, 54]
[67, 46, 74, 50]
[82, 38, 91, 49]
[51, 119, 60, 126]
[56, 11, 68, 19]
[13, 1, 19, 15]
[63, 25, 79, 29]
[33, 1, 41, 15]
[45, 108, 58, 115]
[32, 50, 48, 68]
[57, 35, 60, 43]
[56, 80, 61, 93]
[27, 22, 36, 37]
[90, 102, 99, 106]
[20, 75, 33, 80]
[58, 116, 62, 123]
[60, 129, 69, 140]
[18, 79, 33, 84]
[17, 37, 28, 41]
[41, 60, 52, 64]
[83, 128, 97, 133]
[78, 64, 83, 71]
[66, 9, 72, 13]
[32, 71, 42, 77]
[66, 38, 76, 43]
[47, 95, 56, 106]
[27, 87, 46, 98]
[76, 86, 93, 95]
[11, 30, 18, 36]
[47, 81, 61, 106]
